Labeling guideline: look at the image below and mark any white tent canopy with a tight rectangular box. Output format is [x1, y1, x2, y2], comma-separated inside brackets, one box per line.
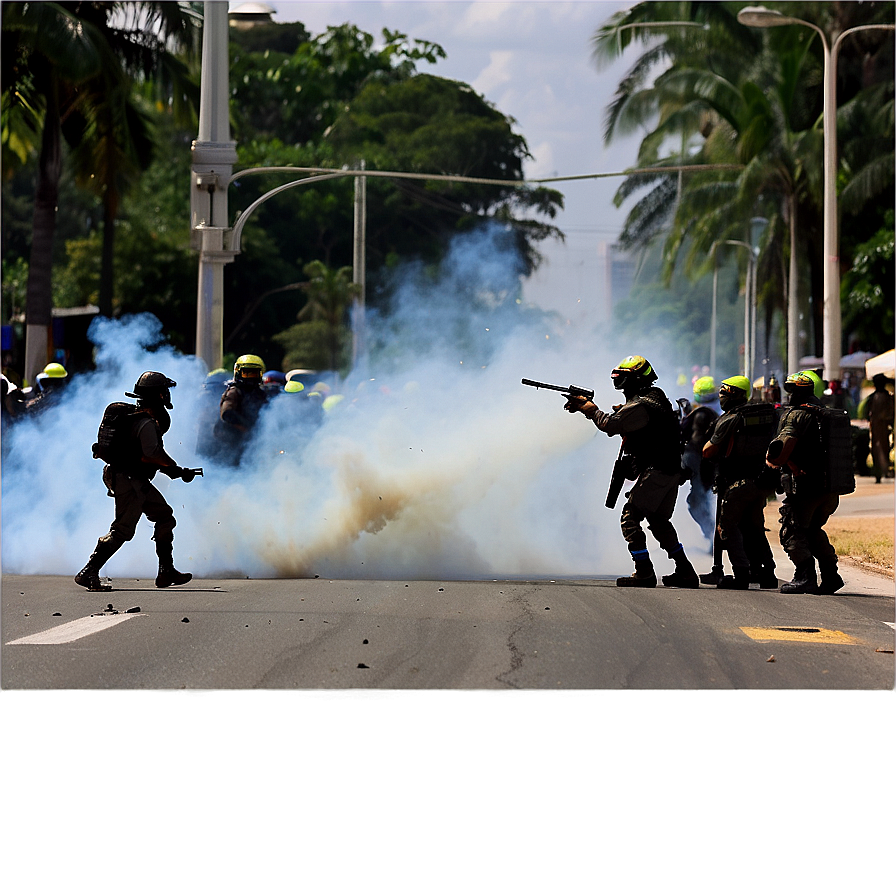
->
[865, 349, 895, 380]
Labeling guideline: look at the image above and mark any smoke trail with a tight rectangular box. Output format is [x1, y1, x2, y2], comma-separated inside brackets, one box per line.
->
[1, 225, 708, 580]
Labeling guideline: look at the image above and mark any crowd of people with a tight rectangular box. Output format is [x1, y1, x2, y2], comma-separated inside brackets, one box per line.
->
[564, 354, 894, 595]
[2, 348, 892, 594]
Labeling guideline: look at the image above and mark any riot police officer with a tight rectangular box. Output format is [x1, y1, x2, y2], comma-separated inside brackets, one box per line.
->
[566, 355, 699, 588]
[702, 376, 778, 589]
[214, 354, 269, 465]
[766, 370, 843, 594]
[75, 371, 195, 592]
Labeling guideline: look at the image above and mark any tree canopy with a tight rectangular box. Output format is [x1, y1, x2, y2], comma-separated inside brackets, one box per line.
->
[2, 13, 563, 378]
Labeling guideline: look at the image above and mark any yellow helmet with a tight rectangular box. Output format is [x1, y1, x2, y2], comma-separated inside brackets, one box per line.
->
[284, 380, 305, 393]
[43, 362, 68, 378]
[611, 355, 656, 391]
[234, 354, 265, 383]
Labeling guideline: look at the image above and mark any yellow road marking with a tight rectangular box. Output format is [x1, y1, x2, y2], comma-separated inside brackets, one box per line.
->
[740, 626, 859, 645]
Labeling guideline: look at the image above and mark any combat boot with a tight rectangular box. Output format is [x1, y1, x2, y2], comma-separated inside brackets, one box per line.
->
[74, 538, 118, 592]
[756, 566, 779, 589]
[616, 563, 657, 587]
[817, 563, 845, 595]
[662, 546, 699, 588]
[699, 566, 724, 586]
[717, 566, 750, 590]
[154, 540, 192, 588]
[780, 561, 817, 594]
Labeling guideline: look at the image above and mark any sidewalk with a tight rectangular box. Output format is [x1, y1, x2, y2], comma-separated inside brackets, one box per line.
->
[764, 476, 894, 598]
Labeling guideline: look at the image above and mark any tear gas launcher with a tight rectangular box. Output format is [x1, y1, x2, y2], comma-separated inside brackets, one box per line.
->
[522, 378, 630, 510]
[520, 379, 594, 402]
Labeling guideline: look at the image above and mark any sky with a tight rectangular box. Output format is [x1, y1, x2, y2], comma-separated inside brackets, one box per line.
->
[267, 0, 642, 317]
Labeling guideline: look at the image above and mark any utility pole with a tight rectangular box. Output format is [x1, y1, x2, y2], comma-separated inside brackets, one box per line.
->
[191, 1, 237, 372]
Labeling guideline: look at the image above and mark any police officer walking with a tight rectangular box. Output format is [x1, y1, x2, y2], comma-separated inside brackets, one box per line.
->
[702, 376, 778, 590]
[566, 355, 699, 588]
[75, 372, 196, 592]
[765, 370, 844, 594]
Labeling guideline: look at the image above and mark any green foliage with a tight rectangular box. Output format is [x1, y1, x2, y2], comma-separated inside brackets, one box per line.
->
[594, 0, 894, 363]
[842, 210, 895, 350]
[229, 23, 446, 145]
[1, 257, 28, 322]
[274, 319, 349, 373]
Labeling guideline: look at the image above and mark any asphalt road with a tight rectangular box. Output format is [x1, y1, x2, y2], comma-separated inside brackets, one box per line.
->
[3, 479, 892, 690]
[2, 568, 892, 689]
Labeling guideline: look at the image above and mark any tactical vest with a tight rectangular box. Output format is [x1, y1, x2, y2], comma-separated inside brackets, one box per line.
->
[624, 387, 682, 475]
[717, 402, 778, 482]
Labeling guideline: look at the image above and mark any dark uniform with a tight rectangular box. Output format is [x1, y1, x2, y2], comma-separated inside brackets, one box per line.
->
[568, 355, 698, 588]
[214, 354, 269, 466]
[767, 372, 843, 594]
[75, 372, 194, 592]
[866, 375, 894, 482]
[705, 399, 777, 589]
[681, 403, 718, 542]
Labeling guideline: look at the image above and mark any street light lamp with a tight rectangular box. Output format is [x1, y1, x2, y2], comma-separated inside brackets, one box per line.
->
[737, 6, 895, 381]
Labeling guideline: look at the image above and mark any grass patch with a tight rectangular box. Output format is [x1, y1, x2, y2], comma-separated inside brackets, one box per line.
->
[824, 515, 894, 576]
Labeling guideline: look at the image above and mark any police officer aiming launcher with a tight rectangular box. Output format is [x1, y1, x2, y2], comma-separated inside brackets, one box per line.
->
[75, 371, 201, 592]
[526, 356, 699, 588]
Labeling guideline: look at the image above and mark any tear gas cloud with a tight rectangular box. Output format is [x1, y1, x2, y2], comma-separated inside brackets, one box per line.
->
[1, 224, 707, 580]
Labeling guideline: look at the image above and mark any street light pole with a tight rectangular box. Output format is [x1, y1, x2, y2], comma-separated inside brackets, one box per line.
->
[191, 1, 237, 372]
[737, 6, 895, 381]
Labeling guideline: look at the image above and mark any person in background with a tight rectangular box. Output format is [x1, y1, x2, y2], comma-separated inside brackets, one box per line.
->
[680, 375, 720, 547]
[864, 373, 894, 482]
[214, 354, 269, 465]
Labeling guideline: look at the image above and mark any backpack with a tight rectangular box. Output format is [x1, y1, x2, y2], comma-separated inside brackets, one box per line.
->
[807, 405, 856, 495]
[92, 401, 137, 465]
[732, 402, 778, 460]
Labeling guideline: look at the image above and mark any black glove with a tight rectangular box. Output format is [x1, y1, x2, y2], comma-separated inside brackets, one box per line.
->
[161, 465, 185, 479]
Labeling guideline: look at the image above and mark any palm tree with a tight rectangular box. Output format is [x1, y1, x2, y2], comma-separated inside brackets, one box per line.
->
[1, 2, 197, 384]
[296, 260, 360, 372]
[594, 2, 894, 367]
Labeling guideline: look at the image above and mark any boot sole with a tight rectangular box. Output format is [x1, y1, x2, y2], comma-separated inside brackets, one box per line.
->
[155, 575, 193, 588]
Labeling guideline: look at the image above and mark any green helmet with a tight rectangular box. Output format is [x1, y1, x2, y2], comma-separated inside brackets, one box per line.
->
[693, 376, 716, 403]
[234, 354, 265, 383]
[611, 355, 657, 392]
[719, 375, 751, 410]
[784, 370, 823, 400]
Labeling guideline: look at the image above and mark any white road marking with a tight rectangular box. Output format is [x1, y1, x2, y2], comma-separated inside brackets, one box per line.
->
[6, 613, 145, 645]
[883, 622, 895, 631]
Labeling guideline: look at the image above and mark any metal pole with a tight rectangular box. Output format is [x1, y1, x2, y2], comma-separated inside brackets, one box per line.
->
[352, 161, 367, 369]
[787, 196, 800, 374]
[710, 255, 718, 380]
[191, 1, 237, 372]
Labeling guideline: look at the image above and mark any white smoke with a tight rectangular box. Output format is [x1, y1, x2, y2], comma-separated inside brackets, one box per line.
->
[1, 225, 709, 580]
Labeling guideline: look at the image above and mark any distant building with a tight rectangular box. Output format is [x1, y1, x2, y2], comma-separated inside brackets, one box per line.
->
[597, 241, 636, 314]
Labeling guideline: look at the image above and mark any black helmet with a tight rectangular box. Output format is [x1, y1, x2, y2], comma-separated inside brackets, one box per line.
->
[126, 371, 176, 409]
[611, 355, 657, 392]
